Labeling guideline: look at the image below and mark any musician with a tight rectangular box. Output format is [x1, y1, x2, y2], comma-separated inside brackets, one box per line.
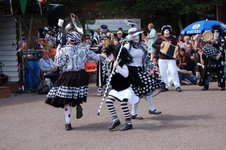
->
[123, 27, 163, 119]
[202, 25, 225, 91]
[105, 44, 139, 131]
[45, 30, 106, 130]
[152, 25, 182, 92]
[96, 25, 112, 96]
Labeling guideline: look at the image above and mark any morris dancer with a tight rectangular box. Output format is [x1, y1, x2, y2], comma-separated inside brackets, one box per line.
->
[105, 44, 139, 131]
[96, 25, 112, 96]
[202, 25, 225, 91]
[45, 31, 106, 130]
[152, 25, 182, 92]
[124, 27, 163, 119]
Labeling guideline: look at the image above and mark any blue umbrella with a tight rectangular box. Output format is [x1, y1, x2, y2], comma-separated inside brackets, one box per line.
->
[181, 19, 226, 35]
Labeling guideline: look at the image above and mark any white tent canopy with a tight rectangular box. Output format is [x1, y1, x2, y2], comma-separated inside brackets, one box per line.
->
[85, 19, 141, 34]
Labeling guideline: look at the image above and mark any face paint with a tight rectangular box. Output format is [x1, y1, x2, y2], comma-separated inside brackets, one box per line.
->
[164, 29, 170, 37]
[213, 30, 220, 40]
[132, 34, 140, 43]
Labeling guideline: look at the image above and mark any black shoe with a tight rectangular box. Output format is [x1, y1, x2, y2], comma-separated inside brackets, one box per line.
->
[148, 109, 162, 115]
[108, 120, 121, 130]
[202, 86, 209, 91]
[76, 104, 83, 119]
[192, 79, 198, 85]
[176, 87, 182, 92]
[65, 124, 72, 131]
[131, 114, 143, 120]
[219, 87, 225, 91]
[198, 80, 205, 86]
[120, 123, 133, 131]
[161, 87, 169, 92]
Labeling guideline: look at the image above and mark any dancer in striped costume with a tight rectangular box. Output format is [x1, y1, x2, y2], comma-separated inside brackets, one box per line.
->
[105, 44, 139, 131]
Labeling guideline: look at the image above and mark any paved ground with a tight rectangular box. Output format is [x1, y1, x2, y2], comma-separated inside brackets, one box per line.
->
[0, 82, 226, 150]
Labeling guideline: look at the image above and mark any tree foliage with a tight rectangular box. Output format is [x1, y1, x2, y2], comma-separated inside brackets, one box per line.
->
[82, 0, 221, 34]
[129, 0, 220, 33]
[21, 0, 224, 35]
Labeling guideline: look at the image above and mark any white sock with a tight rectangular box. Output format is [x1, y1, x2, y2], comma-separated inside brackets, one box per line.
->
[131, 100, 140, 116]
[146, 95, 156, 111]
[44, 78, 51, 88]
[64, 104, 72, 124]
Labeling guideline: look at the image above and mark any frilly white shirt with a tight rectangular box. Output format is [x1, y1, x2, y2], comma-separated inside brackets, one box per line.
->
[54, 44, 100, 72]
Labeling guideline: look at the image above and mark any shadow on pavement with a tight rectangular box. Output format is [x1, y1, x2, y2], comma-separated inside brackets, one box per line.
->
[133, 114, 214, 131]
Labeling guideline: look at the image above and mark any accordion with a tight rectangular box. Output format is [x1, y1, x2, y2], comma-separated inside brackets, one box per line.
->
[160, 41, 179, 59]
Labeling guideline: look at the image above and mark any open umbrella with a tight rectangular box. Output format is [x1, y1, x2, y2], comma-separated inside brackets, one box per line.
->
[181, 19, 226, 35]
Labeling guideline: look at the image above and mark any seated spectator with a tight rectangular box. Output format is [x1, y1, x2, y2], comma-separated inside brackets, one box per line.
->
[177, 48, 189, 70]
[186, 43, 197, 74]
[177, 35, 184, 48]
[195, 47, 206, 86]
[178, 68, 199, 85]
[39, 50, 59, 88]
[181, 35, 192, 51]
[46, 41, 56, 59]
[176, 48, 198, 84]
[36, 38, 47, 49]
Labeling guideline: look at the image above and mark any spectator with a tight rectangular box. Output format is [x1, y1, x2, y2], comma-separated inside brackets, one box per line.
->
[195, 47, 205, 86]
[142, 31, 148, 49]
[115, 28, 124, 42]
[186, 43, 197, 74]
[181, 35, 191, 51]
[39, 50, 59, 88]
[177, 35, 184, 48]
[176, 48, 198, 84]
[147, 23, 157, 61]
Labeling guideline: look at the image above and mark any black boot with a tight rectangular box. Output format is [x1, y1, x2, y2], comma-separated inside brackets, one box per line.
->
[76, 104, 83, 119]
[131, 114, 143, 120]
[65, 124, 72, 131]
[219, 87, 225, 91]
[121, 123, 133, 131]
[202, 85, 209, 91]
[108, 120, 121, 130]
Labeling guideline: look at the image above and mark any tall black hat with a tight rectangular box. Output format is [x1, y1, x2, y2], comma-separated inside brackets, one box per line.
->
[104, 44, 133, 65]
[212, 25, 223, 35]
[161, 25, 172, 35]
[100, 25, 109, 33]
